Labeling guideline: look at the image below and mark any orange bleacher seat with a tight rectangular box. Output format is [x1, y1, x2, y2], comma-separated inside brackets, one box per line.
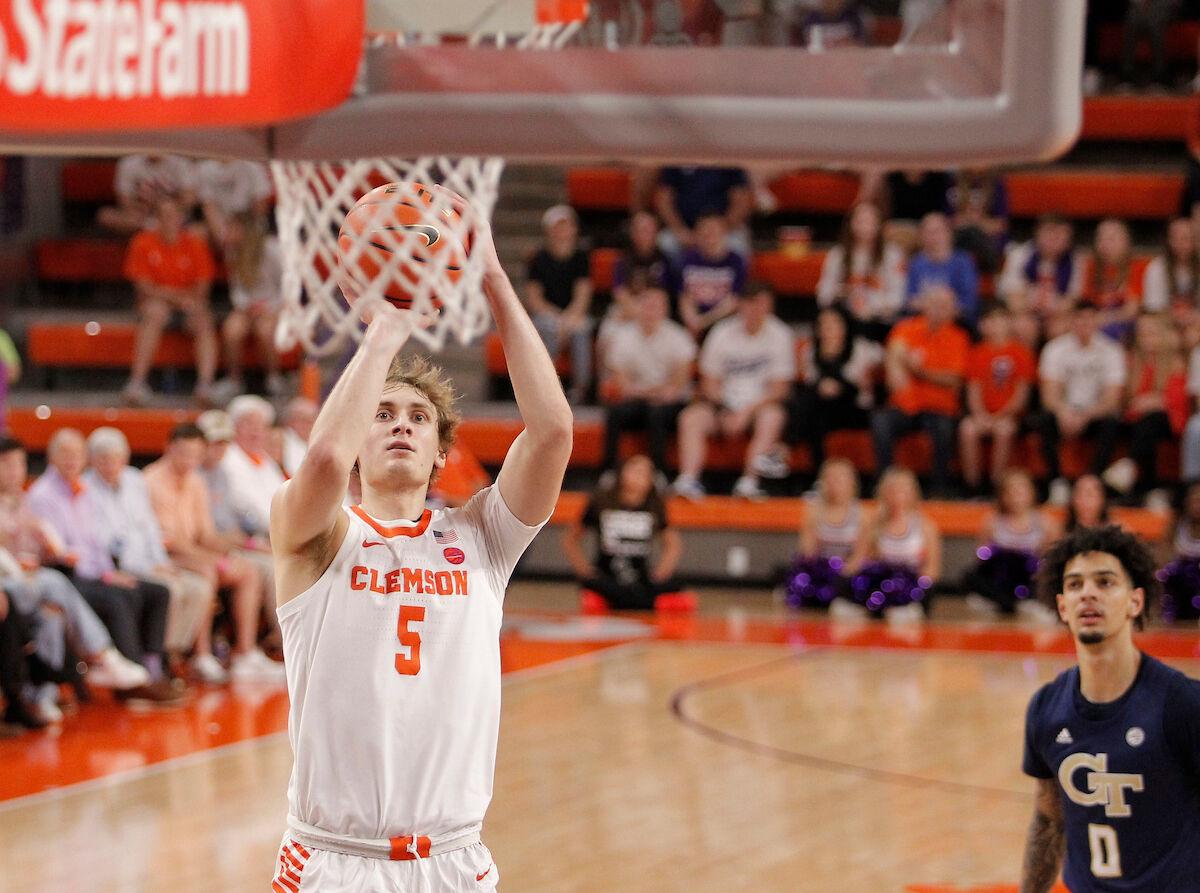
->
[1081, 96, 1193, 142]
[590, 248, 621, 292]
[1007, 171, 1183, 220]
[766, 170, 861, 215]
[36, 238, 128, 283]
[484, 332, 571, 380]
[61, 160, 118, 204]
[6, 406, 197, 455]
[566, 167, 635, 211]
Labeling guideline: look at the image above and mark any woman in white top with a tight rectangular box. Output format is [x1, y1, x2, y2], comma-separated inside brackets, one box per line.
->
[842, 467, 940, 620]
[217, 212, 286, 396]
[816, 202, 906, 337]
[1141, 217, 1200, 319]
[784, 458, 862, 609]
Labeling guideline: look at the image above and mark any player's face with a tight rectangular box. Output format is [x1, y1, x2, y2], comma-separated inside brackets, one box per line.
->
[1056, 552, 1144, 646]
[360, 385, 445, 491]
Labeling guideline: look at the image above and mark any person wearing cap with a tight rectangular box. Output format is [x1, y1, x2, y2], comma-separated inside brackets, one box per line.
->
[220, 395, 287, 540]
[525, 204, 595, 404]
[144, 424, 283, 682]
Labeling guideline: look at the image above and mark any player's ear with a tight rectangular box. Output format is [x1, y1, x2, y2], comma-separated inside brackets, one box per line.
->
[1055, 591, 1068, 624]
[434, 449, 447, 470]
[1129, 586, 1145, 622]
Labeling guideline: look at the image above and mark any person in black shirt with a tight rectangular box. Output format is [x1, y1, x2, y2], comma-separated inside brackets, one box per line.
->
[563, 454, 682, 610]
[525, 204, 594, 403]
[1020, 525, 1200, 892]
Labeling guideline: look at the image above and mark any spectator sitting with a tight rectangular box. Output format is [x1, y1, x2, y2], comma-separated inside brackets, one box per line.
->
[1081, 217, 1140, 343]
[673, 213, 747, 339]
[212, 212, 286, 402]
[121, 195, 218, 407]
[998, 215, 1081, 345]
[1065, 473, 1112, 533]
[783, 458, 863, 610]
[1103, 313, 1186, 507]
[194, 159, 272, 244]
[841, 467, 940, 622]
[144, 424, 284, 682]
[858, 168, 953, 248]
[98, 153, 196, 234]
[1119, 0, 1178, 91]
[958, 305, 1036, 495]
[600, 287, 697, 472]
[787, 307, 881, 476]
[816, 201, 906, 336]
[221, 396, 287, 542]
[962, 469, 1059, 622]
[83, 427, 220, 680]
[1031, 303, 1126, 505]
[790, 0, 867, 49]
[280, 397, 318, 478]
[0, 323, 18, 434]
[871, 284, 969, 497]
[1157, 481, 1200, 623]
[672, 284, 795, 501]
[904, 211, 979, 329]
[654, 165, 754, 258]
[1141, 217, 1199, 329]
[26, 429, 181, 703]
[950, 168, 1009, 275]
[613, 211, 671, 318]
[563, 454, 683, 611]
[525, 204, 595, 404]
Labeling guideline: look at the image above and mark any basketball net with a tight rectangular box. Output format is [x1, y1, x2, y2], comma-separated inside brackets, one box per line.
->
[271, 6, 585, 356]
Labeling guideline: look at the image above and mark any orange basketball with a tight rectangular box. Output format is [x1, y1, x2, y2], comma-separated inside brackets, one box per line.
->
[336, 182, 470, 310]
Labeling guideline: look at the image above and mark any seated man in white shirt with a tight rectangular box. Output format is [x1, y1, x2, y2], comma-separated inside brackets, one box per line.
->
[220, 395, 287, 541]
[672, 283, 796, 501]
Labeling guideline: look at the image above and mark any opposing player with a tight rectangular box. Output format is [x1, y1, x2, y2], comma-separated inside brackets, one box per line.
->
[268, 204, 573, 891]
[1019, 525, 1200, 892]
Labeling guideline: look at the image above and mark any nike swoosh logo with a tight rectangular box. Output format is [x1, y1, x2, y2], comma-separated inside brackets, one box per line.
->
[476, 865, 493, 881]
[362, 540, 385, 548]
[371, 224, 441, 249]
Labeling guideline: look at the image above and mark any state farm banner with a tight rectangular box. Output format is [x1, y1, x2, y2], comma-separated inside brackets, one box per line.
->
[0, 0, 363, 131]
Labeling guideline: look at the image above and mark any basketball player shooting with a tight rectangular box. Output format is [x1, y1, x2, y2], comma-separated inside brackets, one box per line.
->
[267, 197, 573, 891]
[1019, 525, 1200, 893]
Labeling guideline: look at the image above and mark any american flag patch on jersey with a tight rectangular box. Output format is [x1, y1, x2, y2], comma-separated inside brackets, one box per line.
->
[433, 528, 459, 544]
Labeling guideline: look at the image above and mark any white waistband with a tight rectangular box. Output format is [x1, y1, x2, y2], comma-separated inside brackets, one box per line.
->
[286, 817, 481, 861]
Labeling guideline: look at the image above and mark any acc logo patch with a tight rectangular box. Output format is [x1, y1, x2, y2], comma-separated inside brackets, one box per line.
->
[443, 547, 465, 565]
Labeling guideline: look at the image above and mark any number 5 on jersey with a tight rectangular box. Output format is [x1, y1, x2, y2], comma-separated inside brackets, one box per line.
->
[396, 605, 425, 675]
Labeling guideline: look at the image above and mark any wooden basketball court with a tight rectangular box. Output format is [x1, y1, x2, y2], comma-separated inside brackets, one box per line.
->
[3, 583, 1197, 892]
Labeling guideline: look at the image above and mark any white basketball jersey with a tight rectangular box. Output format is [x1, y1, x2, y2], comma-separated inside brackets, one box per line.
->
[278, 485, 544, 842]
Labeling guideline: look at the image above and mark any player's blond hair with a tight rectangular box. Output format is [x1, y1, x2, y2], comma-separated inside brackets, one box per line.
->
[383, 354, 461, 455]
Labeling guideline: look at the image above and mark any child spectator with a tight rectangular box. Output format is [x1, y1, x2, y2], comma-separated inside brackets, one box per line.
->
[962, 469, 1059, 622]
[525, 204, 595, 404]
[842, 467, 941, 622]
[672, 285, 795, 501]
[1141, 217, 1199, 325]
[654, 166, 753, 258]
[1081, 218, 1140, 342]
[1158, 481, 1200, 623]
[121, 195, 218, 406]
[1104, 313, 1186, 506]
[816, 201, 906, 336]
[1031, 303, 1126, 504]
[871, 284, 969, 497]
[998, 215, 1081, 344]
[563, 454, 683, 611]
[783, 458, 863, 610]
[904, 211, 979, 328]
[787, 307, 880, 474]
[958, 305, 1036, 495]
[98, 153, 196, 234]
[1065, 474, 1112, 533]
[600, 288, 697, 472]
[950, 169, 1009, 275]
[673, 213, 747, 339]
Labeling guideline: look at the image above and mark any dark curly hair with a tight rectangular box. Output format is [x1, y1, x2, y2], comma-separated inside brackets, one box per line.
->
[1037, 525, 1159, 630]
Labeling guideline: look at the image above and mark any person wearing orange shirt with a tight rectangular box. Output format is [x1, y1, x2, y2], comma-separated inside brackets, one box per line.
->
[870, 284, 969, 497]
[959, 305, 1036, 495]
[122, 195, 218, 407]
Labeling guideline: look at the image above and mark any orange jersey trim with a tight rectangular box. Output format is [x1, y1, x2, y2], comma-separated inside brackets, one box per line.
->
[351, 505, 433, 539]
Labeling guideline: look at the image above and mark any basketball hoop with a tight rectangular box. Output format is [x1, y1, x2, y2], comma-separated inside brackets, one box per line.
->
[271, 2, 586, 355]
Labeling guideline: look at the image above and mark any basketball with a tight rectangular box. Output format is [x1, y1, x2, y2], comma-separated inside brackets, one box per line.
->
[335, 182, 471, 310]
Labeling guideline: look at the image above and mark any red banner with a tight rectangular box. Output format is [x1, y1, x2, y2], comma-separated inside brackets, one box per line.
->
[0, 0, 362, 131]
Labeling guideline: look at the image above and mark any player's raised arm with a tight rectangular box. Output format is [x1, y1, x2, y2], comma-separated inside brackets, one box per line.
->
[477, 213, 574, 525]
[271, 306, 429, 557]
[1018, 777, 1064, 893]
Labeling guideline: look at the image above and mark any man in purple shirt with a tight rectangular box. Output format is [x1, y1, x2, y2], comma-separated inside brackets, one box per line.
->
[26, 429, 178, 700]
[672, 213, 747, 339]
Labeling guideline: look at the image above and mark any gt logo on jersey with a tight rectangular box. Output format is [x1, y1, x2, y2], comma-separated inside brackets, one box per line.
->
[1058, 752, 1144, 818]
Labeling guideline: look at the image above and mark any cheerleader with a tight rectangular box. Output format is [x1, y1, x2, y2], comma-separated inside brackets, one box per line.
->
[1158, 481, 1200, 624]
[783, 459, 863, 609]
[963, 470, 1060, 622]
[841, 467, 941, 621]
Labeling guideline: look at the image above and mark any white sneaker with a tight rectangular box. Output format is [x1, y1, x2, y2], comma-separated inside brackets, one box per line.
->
[1101, 458, 1137, 495]
[732, 475, 768, 501]
[671, 475, 706, 502]
[829, 598, 868, 620]
[230, 649, 286, 683]
[749, 449, 790, 480]
[191, 653, 230, 685]
[88, 648, 151, 690]
[34, 683, 63, 724]
[965, 593, 1000, 616]
[885, 603, 926, 625]
[1017, 599, 1059, 627]
[121, 381, 153, 407]
[1048, 478, 1071, 506]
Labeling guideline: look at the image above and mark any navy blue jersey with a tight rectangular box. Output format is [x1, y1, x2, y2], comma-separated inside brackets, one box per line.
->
[1023, 653, 1200, 892]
